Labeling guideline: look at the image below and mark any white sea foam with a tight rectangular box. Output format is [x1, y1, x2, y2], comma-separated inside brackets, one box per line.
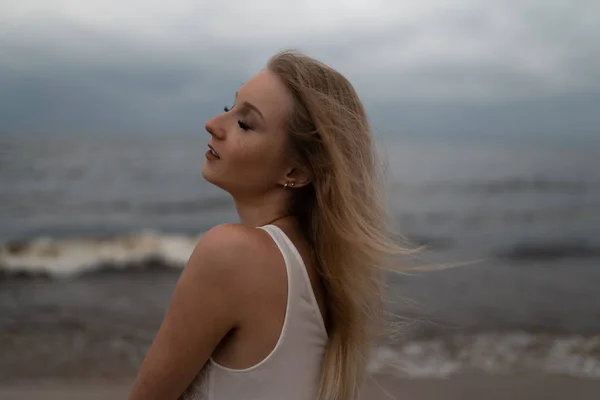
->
[0, 231, 200, 277]
[368, 332, 600, 379]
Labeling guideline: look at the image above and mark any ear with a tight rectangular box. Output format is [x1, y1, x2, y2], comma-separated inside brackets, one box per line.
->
[280, 166, 311, 189]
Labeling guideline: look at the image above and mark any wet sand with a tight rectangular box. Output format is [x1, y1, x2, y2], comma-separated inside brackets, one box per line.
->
[1, 374, 599, 400]
[366, 374, 600, 400]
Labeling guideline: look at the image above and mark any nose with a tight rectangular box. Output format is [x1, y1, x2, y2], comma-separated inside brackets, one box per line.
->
[205, 114, 225, 139]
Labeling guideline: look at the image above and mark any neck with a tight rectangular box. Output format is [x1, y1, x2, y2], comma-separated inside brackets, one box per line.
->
[233, 189, 292, 227]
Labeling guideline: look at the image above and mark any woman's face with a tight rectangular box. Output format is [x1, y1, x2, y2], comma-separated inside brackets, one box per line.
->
[202, 69, 295, 197]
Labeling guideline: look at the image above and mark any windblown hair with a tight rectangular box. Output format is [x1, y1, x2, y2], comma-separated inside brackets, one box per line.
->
[267, 51, 410, 400]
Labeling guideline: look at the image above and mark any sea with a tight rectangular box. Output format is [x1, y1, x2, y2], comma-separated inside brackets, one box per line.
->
[1, 134, 599, 382]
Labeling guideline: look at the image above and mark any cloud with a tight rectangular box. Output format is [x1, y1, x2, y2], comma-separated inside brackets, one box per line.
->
[0, 0, 599, 137]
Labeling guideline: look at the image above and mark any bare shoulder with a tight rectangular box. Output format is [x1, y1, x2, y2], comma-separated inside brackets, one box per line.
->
[188, 223, 278, 290]
[194, 223, 269, 257]
[128, 224, 277, 399]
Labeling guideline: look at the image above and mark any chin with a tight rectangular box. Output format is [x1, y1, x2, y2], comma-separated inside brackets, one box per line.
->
[201, 164, 223, 189]
[201, 163, 214, 183]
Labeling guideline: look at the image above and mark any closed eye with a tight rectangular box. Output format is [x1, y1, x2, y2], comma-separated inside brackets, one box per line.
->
[238, 120, 251, 131]
[224, 105, 252, 131]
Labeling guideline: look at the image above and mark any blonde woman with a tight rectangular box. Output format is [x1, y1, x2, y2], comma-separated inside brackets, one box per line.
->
[130, 50, 404, 400]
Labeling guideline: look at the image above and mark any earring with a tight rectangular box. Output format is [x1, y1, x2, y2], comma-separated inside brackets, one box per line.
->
[284, 182, 295, 189]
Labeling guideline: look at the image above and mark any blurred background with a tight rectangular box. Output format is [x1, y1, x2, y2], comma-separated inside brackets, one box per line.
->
[1, 1, 599, 399]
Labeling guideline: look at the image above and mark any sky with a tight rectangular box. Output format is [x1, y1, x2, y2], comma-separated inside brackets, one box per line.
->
[0, 0, 599, 140]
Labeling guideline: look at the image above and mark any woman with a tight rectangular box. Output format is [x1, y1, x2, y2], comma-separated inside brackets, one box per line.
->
[129, 50, 406, 400]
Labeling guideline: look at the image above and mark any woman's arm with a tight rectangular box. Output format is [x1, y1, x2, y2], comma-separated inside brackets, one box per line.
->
[129, 224, 251, 400]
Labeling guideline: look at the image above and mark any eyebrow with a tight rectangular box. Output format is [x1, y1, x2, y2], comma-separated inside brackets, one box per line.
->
[235, 91, 265, 122]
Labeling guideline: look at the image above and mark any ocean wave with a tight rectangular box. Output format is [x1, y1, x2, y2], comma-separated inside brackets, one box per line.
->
[0, 231, 199, 278]
[418, 177, 592, 195]
[369, 332, 600, 379]
[4, 231, 600, 279]
[395, 205, 599, 230]
[0, 230, 457, 279]
[2, 328, 597, 381]
[66, 196, 234, 215]
[496, 240, 600, 261]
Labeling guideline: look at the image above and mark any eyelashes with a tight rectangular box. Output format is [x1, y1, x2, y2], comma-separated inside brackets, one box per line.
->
[238, 121, 251, 131]
[223, 105, 251, 131]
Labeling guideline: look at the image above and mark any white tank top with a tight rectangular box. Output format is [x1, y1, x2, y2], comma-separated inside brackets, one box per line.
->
[182, 224, 328, 400]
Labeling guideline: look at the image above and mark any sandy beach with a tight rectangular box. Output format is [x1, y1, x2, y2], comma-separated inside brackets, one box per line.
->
[1, 374, 599, 400]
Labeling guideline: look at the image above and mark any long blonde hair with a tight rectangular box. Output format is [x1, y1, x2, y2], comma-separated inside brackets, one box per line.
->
[268, 51, 411, 400]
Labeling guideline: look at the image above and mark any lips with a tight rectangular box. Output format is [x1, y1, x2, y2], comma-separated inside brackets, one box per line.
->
[207, 144, 220, 159]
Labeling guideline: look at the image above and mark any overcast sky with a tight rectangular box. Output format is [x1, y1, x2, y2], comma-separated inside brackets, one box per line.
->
[1, 0, 599, 140]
